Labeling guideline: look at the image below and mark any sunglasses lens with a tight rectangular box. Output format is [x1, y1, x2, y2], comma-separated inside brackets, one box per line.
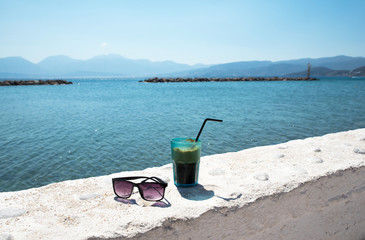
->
[139, 182, 165, 201]
[114, 180, 133, 198]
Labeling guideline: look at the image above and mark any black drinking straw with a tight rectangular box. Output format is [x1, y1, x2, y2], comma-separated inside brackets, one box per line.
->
[195, 118, 223, 142]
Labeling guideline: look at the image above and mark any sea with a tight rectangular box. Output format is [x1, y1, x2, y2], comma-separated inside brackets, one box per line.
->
[1, 77, 365, 192]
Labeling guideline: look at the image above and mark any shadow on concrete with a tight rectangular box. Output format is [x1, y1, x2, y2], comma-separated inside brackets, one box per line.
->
[114, 196, 171, 208]
[215, 193, 242, 202]
[177, 184, 215, 201]
[114, 197, 137, 205]
[151, 198, 171, 208]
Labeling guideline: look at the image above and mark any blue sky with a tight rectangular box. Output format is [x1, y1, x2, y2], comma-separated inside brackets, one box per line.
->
[0, 0, 364, 65]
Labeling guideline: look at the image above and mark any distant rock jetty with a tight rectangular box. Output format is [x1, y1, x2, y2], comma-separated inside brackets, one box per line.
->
[140, 77, 318, 83]
[0, 80, 73, 86]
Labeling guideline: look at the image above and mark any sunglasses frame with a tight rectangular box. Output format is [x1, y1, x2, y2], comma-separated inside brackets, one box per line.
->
[112, 176, 168, 201]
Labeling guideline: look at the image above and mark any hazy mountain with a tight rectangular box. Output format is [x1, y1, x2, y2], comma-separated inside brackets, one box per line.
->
[173, 62, 305, 77]
[162, 61, 272, 77]
[170, 56, 365, 77]
[0, 57, 44, 76]
[77, 54, 198, 76]
[1, 55, 365, 78]
[0, 72, 31, 79]
[286, 67, 350, 77]
[278, 55, 365, 70]
[168, 61, 307, 77]
[0, 54, 208, 78]
[286, 64, 365, 77]
[350, 66, 365, 77]
[247, 63, 305, 76]
[38, 55, 82, 75]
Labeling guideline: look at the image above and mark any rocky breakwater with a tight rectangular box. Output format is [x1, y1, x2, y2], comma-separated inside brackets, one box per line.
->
[0, 80, 73, 86]
[140, 77, 318, 83]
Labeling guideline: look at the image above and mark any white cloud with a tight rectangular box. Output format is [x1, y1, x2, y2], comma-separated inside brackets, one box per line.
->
[101, 42, 108, 47]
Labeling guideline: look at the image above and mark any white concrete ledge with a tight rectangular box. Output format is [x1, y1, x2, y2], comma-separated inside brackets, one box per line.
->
[1, 129, 365, 240]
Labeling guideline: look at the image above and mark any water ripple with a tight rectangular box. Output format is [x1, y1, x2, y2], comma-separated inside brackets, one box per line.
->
[1, 77, 365, 191]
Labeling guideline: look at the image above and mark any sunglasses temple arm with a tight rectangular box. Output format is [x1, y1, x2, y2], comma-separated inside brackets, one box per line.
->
[150, 176, 168, 185]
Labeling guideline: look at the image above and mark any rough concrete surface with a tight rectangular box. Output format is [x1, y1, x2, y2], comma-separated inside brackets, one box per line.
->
[1, 129, 365, 240]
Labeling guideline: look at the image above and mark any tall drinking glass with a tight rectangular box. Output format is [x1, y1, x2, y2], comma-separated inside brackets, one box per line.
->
[171, 137, 201, 187]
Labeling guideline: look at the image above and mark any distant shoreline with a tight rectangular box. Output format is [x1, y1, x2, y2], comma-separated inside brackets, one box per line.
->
[0, 80, 73, 86]
[140, 77, 319, 83]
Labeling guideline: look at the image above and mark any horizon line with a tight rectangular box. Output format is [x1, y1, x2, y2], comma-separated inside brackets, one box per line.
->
[1, 54, 365, 66]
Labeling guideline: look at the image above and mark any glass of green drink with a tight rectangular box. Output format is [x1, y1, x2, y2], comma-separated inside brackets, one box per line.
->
[171, 137, 201, 187]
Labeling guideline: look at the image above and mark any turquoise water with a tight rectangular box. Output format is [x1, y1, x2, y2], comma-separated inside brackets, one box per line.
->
[1, 77, 365, 192]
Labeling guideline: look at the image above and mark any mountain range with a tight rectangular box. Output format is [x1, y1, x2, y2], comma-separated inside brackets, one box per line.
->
[0, 54, 365, 78]
[0, 54, 207, 78]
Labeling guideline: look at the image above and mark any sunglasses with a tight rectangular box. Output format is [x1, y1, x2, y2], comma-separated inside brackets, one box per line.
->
[112, 176, 168, 201]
